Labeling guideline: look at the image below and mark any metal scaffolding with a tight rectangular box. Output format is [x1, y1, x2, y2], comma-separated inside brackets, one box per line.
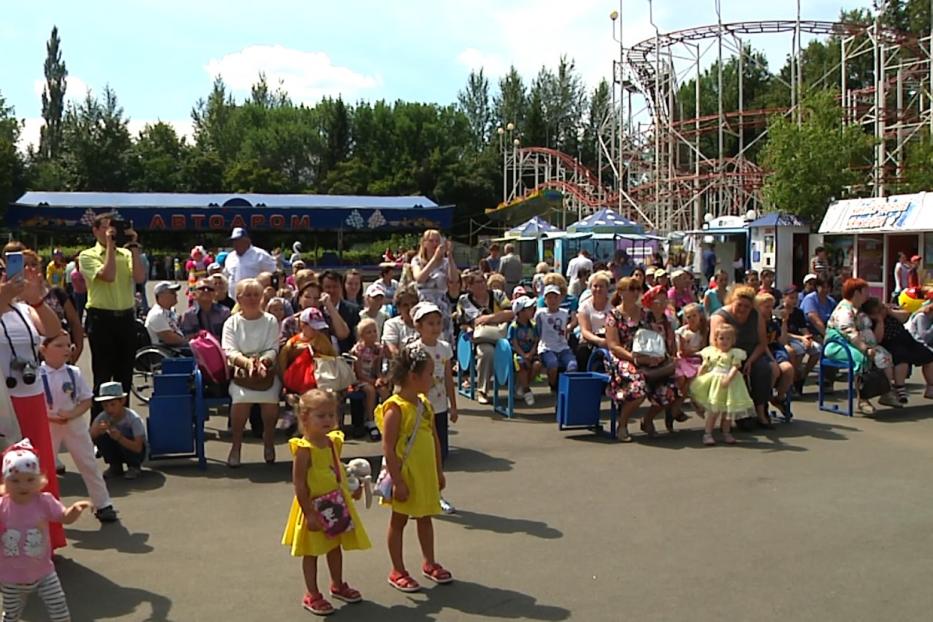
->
[598, 2, 933, 233]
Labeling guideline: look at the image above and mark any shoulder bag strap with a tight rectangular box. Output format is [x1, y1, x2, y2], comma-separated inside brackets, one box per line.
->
[328, 439, 342, 484]
[399, 398, 424, 464]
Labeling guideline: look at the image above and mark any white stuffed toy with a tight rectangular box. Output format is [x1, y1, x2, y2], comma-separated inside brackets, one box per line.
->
[345, 458, 373, 509]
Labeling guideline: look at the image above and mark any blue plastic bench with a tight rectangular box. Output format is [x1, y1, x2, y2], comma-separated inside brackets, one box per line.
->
[456, 331, 476, 401]
[490, 338, 515, 419]
[818, 335, 856, 417]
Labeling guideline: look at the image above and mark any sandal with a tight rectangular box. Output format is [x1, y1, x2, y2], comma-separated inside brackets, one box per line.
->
[329, 582, 362, 604]
[302, 593, 334, 616]
[618, 429, 633, 443]
[367, 426, 382, 442]
[422, 562, 454, 584]
[640, 420, 657, 438]
[723, 433, 737, 445]
[387, 570, 421, 593]
[264, 446, 276, 465]
[703, 433, 716, 446]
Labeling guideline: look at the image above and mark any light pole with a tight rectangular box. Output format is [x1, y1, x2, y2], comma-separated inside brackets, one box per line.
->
[497, 122, 515, 204]
[512, 136, 520, 200]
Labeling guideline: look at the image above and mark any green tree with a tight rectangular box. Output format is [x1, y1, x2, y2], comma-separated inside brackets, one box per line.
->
[581, 79, 611, 172]
[493, 66, 527, 129]
[761, 90, 874, 220]
[128, 122, 187, 191]
[0, 92, 26, 211]
[457, 69, 492, 150]
[901, 132, 933, 192]
[39, 26, 67, 161]
[60, 86, 134, 190]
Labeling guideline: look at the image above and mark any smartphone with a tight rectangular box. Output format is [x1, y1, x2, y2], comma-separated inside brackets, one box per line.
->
[5, 252, 23, 279]
[112, 219, 131, 245]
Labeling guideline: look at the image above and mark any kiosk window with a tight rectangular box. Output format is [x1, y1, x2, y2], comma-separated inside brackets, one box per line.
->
[857, 235, 884, 283]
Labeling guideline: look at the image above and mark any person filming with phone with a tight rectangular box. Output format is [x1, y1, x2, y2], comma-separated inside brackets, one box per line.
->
[78, 212, 147, 414]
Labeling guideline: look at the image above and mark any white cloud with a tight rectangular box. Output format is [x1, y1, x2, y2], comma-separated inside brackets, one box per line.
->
[204, 45, 381, 103]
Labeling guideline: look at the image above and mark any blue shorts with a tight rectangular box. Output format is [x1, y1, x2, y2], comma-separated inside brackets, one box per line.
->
[540, 349, 578, 371]
[787, 338, 820, 358]
[770, 346, 790, 364]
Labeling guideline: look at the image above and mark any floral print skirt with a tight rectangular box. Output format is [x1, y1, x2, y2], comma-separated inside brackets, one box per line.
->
[607, 356, 680, 407]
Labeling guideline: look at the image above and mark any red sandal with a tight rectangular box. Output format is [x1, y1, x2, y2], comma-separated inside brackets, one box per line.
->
[388, 570, 421, 593]
[329, 582, 362, 604]
[422, 562, 454, 584]
[302, 593, 334, 616]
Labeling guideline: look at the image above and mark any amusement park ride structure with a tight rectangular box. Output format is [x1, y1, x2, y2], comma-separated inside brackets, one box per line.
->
[495, 1, 933, 234]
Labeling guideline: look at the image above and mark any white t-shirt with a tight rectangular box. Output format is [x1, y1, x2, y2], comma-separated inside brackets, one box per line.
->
[39, 363, 93, 417]
[565, 255, 593, 281]
[578, 299, 609, 336]
[414, 338, 452, 414]
[0, 303, 42, 398]
[223, 245, 277, 288]
[145, 305, 183, 346]
[382, 316, 417, 349]
[535, 308, 571, 354]
[359, 307, 389, 338]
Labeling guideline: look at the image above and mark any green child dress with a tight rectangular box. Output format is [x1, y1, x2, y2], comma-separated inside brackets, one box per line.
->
[689, 346, 755, 419]
[374, 394, 442, 518]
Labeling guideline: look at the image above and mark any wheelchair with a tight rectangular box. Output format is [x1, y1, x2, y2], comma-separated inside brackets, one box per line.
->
[131, 320, 191, 404]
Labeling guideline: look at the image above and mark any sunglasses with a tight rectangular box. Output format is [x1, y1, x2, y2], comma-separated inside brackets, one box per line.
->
[197, 286, 215, 292]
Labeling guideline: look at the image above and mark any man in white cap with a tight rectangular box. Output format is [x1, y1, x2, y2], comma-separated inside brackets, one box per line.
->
[144, 281, 187, 347]
[223, 227, 276, 288]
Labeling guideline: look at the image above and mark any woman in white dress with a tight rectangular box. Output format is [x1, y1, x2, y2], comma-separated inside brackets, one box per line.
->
[221, 278, 281, 467]
[410, 229, 459, 341]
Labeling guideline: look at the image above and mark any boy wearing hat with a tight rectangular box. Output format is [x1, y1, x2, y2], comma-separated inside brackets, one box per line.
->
[359, 282, 389, 338]
[536, 284, 577, 390]
[90, 382, 147, 480]
[509, 296, 541, 405]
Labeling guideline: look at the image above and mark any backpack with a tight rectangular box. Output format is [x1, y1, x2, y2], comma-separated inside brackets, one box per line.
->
[282, 346, 317, 394]
[189, 330, 229, 385]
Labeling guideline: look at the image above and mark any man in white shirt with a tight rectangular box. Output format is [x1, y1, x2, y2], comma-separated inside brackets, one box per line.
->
[144, 282, 187, 347]
[565, 249, 593, 282]
[499, 243, 523, 291]
[222, 227, 276, 288]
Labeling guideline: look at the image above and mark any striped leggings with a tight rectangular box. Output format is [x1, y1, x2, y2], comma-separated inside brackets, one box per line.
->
[1, 572, 70, 622]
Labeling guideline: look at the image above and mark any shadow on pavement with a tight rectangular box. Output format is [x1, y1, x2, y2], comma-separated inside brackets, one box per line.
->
[440, 509, 562, 539]
[154, 459, 292, 483]
[419, 579, 570, 620]
[25, 557, 174, 621]
[65, 521, 154, 554]
[444, 447, 515, 473]
[867, 403, 933, 422]
[58, 468, 167, 498]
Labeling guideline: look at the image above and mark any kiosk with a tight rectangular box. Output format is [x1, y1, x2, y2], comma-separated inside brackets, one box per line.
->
[747, 213, 811, 289]
[818, 193, 933, 300]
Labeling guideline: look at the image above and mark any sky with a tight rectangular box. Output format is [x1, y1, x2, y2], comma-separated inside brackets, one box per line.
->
[1, 0, 858, 150]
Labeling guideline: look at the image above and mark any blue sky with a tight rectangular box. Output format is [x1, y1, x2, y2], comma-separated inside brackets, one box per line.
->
[1, 0, 856, 148]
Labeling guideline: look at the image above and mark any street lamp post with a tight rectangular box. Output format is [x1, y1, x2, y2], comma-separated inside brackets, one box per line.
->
[497, 123, 516, 204]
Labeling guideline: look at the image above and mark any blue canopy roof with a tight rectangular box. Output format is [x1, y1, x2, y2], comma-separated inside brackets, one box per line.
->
[8, 192, 451, 233]
[567, 208, 645, 234]
[505, 216, 561, 238]
[748, 212, 809, 228]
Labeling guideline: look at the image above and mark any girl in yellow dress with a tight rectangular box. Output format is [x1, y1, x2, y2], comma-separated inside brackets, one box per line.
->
[282, 389, 371, 616]
[690, 324, 754, 446]
[375, 344, 451, 593]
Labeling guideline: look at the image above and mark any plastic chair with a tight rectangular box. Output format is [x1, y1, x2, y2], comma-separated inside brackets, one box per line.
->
[456, 332, 476, 400]
[818, 335, 856, 417]
[491, 338, 516, 419]
[586, 347, 612, 373]
[556, 372, 616, 438]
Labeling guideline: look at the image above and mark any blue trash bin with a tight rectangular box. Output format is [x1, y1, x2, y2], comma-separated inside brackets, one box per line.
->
[556, 372, 613, 436]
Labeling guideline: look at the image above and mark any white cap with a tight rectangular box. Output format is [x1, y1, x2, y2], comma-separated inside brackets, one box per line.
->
[670, 268, 688, 280]
[412, 302, 442, 322]
[300, 307, 329, 330]
[2, 439, 40, 479]
[229, 227, 248, 240]
[364, 282, 386, 298]
[512, 297, 536, 314]
[543, 284, 562, 296]
[803, 273, 818, 283]
[154, 281, 181, 296]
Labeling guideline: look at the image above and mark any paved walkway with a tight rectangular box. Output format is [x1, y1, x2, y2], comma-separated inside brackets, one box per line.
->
[22, 353, 933, 622]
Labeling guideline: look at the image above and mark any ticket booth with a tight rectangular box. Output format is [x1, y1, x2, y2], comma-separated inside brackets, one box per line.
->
[748, 213, 811, 290]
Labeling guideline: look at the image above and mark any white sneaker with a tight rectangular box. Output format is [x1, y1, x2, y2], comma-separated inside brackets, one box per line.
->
[439, 498, 456, 514]
[476, 393, 489, 405]
[523, 391, 535, 406]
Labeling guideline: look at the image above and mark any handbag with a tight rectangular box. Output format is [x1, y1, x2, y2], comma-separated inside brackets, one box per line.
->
[309, 441, 354, 538]
[632, 328, 667, 358]
[374, 398, 425, 501]
[231, 357, 277, 391]
[640, 357, 676, 382]
[473, 323, 508, 345]
[858, 367, 891, 400]
[314, 355, 355, 392]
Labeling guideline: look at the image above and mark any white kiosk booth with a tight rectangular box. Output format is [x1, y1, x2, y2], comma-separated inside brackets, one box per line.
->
[747, 212, 811, 290]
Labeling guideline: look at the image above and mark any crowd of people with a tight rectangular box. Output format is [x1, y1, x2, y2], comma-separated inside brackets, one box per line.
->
[2, 216, 933, 618]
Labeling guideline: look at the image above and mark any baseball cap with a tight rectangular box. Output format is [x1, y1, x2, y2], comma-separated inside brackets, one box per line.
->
[300, 307, 328, 330]
[154, 281, 181, 296]
[511, 285, 528, 299]
[803, 273, 817, 283]
[229, 227, 248, 240]
[654, 269, 668, 278]
[512, 297, 537, 314]
[543, 284, 562, 296]
[412, 302, 442, 322]
[646, 266, 657, 275]
[911, 254, 922, 263]
[670, 268, 687, 280]
[364, 282, 386, 298]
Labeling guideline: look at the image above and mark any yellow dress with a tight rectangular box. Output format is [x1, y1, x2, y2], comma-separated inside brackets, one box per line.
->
[281, 431, 371, 557]
[375, 394, 441, 518]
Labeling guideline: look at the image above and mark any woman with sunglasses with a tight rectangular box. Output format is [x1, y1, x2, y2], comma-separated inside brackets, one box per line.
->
[0, 247, 66, 548]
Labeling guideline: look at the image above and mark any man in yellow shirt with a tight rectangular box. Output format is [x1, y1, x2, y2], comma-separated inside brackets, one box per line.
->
[78, 212, 147, 414]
